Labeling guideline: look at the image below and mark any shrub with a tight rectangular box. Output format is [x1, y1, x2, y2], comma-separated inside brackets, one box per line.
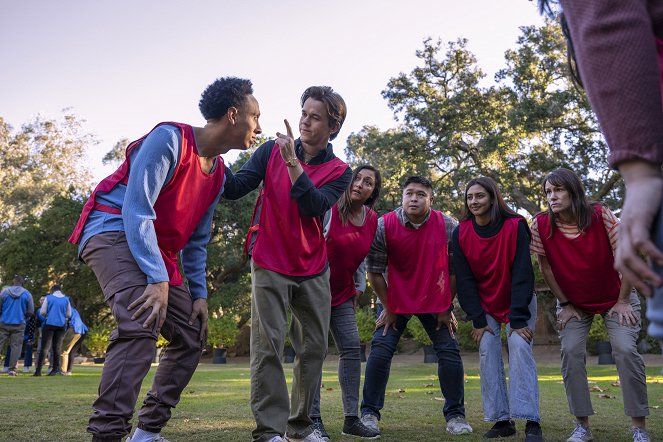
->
[407, 316, 432, 347]
[207, 315, 239, 349]
[356, 307, 377, 344]
[86, 322, 112, 357]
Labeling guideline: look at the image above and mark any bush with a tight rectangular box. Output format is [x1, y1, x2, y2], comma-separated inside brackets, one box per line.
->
[207, 315, 239, 349]
[587, 315, 609, 356]
[407, 317, 432, 347]
[456, 320, 478, 352]
[356, 307, 376, 344]
[86, 322, 112, 357]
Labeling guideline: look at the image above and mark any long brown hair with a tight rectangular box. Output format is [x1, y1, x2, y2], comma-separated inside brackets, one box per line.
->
[542, 168, 595, 238]
[337, 165, 381, 225]
[461, 177, 522, 224]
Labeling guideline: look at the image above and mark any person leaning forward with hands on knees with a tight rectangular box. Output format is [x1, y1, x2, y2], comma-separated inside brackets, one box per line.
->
[530, 168, 649, 442]
[359, 176, 472, 438]
[69, 76, 262, 442]
[222, 86, 351, 442]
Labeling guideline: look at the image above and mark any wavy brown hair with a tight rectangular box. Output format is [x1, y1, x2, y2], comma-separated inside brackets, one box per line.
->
[337, 165, 381, 225]
[542, 168, 597, 238]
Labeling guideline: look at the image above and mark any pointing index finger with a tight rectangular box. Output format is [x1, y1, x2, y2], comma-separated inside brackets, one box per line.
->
[284, 119, 294, 139]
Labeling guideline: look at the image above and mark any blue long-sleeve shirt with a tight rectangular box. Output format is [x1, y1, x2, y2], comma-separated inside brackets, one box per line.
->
[78, 124, 223, 299]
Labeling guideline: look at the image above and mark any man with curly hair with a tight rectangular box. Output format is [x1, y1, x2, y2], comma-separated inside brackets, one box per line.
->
[69, 76, 262, 442]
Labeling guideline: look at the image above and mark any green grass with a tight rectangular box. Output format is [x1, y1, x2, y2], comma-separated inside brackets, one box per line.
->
[1, 358, 662, 441]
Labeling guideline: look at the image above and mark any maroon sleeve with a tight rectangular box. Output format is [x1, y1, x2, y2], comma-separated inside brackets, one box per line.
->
[559, 0, 663, 168]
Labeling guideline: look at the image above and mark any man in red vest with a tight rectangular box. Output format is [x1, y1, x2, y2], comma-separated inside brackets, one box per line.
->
[69, 77, 262, 442]
[223, 86, 352, 442]
[360, 176, 473, 437]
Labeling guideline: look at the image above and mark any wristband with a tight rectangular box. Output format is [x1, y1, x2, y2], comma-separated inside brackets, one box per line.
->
[559, 301, 572, 307]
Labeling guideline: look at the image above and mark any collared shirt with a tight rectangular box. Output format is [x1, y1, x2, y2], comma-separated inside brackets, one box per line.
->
[366, 207, 458, 275]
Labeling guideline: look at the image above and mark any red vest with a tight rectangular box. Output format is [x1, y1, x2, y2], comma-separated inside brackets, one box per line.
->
[327, 205, 378, 307]
[459, 217, 520, 323]
[384, 210, 452, 314]
[250, 145, 347, 276]
[536, 205, 621, 313]
[69, 122, 225, 286]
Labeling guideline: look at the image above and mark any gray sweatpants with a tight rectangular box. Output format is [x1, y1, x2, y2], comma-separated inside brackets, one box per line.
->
[558, 292, 649, 418]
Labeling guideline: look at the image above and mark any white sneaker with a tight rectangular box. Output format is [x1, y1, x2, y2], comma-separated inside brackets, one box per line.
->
[446, 416, 473, 435]
[268, 437, 286, 442]
[632, 427, 651, 442]
[23, 366, 30, 373]
[0, 367, 8, 373]
[286, 429, 327, 442]
[567, 422, 593, 442]
[361, 414, 380, 433]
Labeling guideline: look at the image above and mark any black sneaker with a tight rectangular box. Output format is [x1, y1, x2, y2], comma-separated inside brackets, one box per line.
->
[483, 420, 516, 439]
[342, 419, 381, 439]
[311, 417, 330, 441]
[524, 421, 543, 442]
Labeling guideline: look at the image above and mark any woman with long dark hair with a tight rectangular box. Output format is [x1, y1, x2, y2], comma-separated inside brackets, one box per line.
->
[453, 177, 542, 441]
[309, 165, 381, 440]
[531, 168, 649, 442]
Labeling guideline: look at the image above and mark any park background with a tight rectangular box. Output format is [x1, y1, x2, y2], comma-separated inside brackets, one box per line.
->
[1, 1, 662, 440]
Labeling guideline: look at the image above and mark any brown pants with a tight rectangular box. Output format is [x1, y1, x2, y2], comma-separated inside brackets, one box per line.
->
[82, 231, 205, 442]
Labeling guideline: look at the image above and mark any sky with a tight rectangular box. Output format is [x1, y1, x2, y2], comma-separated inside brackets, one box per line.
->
[1, 0, 545, 182]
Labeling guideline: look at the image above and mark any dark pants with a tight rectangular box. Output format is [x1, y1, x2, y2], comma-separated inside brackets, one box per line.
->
[360, 313, 466, 421]
[35, 325, 66, 373]
[82, 231, 205, 442]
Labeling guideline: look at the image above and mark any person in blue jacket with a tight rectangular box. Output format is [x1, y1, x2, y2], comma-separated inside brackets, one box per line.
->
[0, 275, 35, 376]
[34, 284, 71, 376]
[60, 305, 88, 375]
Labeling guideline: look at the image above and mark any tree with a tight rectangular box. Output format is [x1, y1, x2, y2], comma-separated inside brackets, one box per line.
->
[346, 22, 623, 217]
[0, 194, 107, 322]
[0, 112, 95, 226]
[102, 138, 130, 168]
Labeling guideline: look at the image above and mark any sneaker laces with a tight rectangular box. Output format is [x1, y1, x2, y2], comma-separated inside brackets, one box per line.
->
[571, 422, 589, 438]
[633, 427, 650, 442]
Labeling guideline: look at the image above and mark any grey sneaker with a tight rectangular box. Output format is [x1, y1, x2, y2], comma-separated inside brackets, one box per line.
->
[311, 417, 329, 441]
[446, 416, 473, 435]
[286, 429, 327, 442]
[567, 422, 593, 442]
[360, 414, 380, 434]
[632, 427, 651, 442]
[268, 437, 286, 442]
[125, 434, 170, 442]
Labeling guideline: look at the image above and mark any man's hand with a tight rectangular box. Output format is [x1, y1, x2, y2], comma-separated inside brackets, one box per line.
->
[616, 160, 663, 296]
[376, 308, 398, 336]
[607, 300, 638, 327]
[436, 310, 458, 339]
[189, 298, 209, 341]
[353, 290, 362, 310]
[471, 325, 493, 346]
[509, 326, 534, 343]
[276, 119, 296, 162]
[128, 282, 169, 329]
[557, 304, 581, 331]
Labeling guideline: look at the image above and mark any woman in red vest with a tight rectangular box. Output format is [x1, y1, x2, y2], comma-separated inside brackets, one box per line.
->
[309, 165, 381, 440]
[531, 168, 649, 442]
[453, 177, 542, 441]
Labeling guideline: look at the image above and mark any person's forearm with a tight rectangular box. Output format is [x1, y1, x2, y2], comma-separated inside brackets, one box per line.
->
[290, 167, 351, 217]
[368, 272, 388, 308]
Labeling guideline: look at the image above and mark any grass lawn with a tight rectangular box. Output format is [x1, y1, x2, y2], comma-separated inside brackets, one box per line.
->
[1, 356, 662, 441]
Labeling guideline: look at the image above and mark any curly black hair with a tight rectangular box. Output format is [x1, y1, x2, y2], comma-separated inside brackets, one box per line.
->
[199, 77, 253, 120]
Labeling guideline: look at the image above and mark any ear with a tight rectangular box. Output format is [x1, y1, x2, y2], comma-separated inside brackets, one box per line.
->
[329, 120, 341, 137]
[227, 106, 238, 125]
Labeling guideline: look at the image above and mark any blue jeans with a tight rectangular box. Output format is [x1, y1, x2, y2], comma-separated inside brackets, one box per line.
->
[361, 313, 465, 421]
[479, 296, 539, 422]
[311, 299, 361, 418]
